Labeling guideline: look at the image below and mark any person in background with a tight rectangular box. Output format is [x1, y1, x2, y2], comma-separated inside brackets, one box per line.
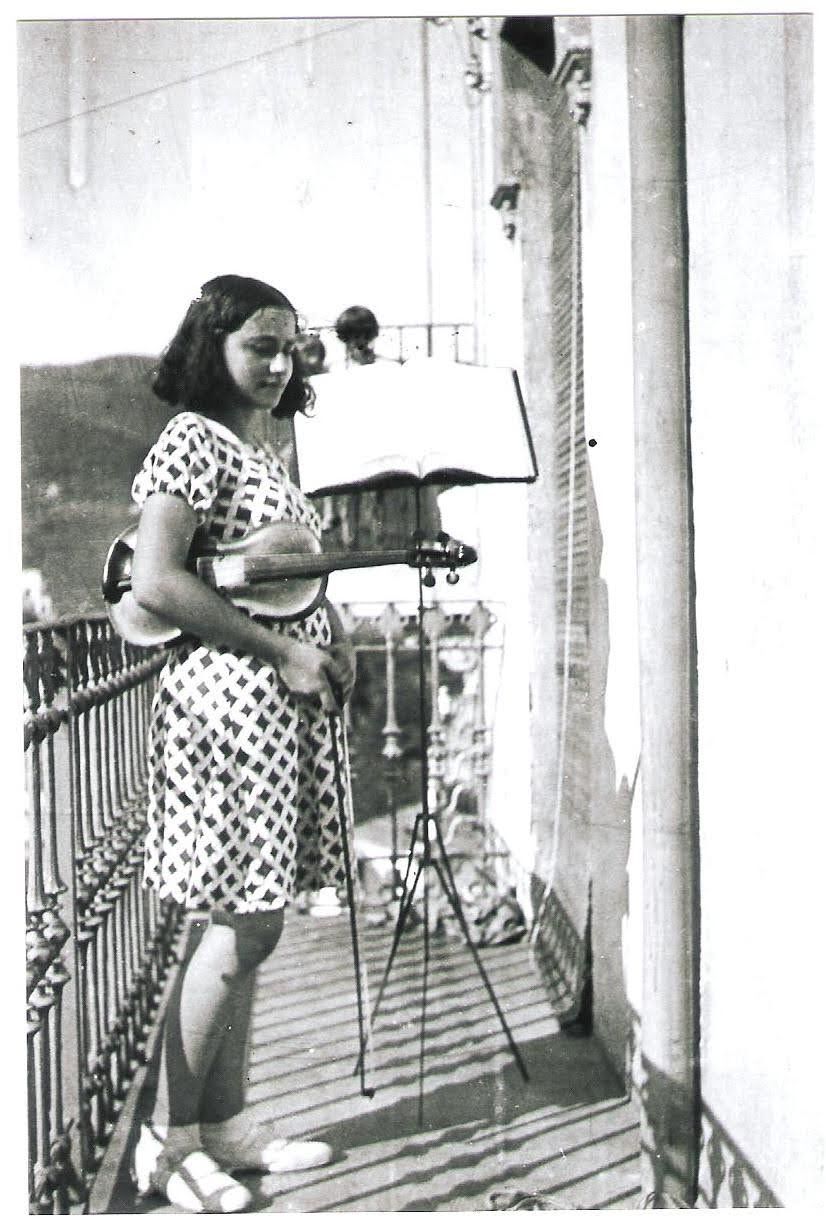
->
[293, 330, 328, 376]
[22, 569, 54, 623]
[334, 305, 381, 367]
[127, 274, 356, 1213]
[324, 305, 440, 550]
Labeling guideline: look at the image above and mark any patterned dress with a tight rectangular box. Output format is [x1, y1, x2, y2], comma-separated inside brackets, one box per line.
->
[131, 411, 353, 913]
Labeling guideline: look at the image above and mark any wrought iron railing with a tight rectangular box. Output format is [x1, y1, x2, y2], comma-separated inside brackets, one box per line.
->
[309, 321, 476, 366]
[24, 616, 181, 1213]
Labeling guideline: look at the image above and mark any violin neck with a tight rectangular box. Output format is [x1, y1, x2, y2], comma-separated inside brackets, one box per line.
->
[205, 549, 411, 588]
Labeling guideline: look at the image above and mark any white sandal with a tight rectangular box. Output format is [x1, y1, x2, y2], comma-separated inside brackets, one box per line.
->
[132, 1122, 253, 1213]
[202, 1115, 333, 1175]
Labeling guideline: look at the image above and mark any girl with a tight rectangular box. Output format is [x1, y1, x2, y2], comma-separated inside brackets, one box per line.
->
[128, 274, 356, 1212]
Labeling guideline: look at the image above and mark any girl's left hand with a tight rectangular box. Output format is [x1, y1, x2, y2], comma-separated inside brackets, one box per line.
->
[327, 641, 357, 705]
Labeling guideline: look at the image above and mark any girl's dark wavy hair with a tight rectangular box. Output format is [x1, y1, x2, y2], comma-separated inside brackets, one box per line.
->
[152, 274, 315, 417]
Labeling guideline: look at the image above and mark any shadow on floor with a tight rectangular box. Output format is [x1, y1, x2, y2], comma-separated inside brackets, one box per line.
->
[98, 910, 640, 1213]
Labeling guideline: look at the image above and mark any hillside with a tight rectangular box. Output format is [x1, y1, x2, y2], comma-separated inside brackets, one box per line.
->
[21, 355, 172, 616]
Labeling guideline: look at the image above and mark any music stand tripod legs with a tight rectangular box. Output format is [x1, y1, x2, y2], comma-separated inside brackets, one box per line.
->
[356, 485, 529, 1121]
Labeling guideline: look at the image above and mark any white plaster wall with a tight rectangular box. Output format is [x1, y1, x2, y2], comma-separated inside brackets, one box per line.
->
[580, 16, 643, 1074]
[685, 14, 824, 1205]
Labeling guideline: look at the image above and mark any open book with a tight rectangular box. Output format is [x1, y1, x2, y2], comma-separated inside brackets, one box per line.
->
[294, 357, 537, 494]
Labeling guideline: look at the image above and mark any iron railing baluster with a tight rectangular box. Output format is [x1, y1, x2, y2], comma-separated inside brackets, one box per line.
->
[380, 604, 404, 890]
[424, 605, 447, 812]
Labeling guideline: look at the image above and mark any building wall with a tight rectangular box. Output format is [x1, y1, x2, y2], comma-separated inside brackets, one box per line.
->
[496, 32, 603, 1015]
[504, 12, 821, 1204]
[582, 11, 821, 1204]
[488, 14, 629, 1039]
[496, 37, 562, 907]
[494, 12, 642, 1061]
[683, 14, 822, 1207]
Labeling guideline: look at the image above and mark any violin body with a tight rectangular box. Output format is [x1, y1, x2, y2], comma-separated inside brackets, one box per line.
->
[102, 520, 476, 647]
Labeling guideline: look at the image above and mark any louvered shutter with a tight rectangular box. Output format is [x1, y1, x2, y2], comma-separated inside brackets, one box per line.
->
[531, 76, 593, 1023]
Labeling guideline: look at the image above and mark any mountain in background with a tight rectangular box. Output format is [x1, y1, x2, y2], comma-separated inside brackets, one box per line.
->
[21, 355, 170, 617]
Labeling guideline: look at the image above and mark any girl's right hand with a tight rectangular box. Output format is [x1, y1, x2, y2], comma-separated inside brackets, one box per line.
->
[274, 639, 340, 711]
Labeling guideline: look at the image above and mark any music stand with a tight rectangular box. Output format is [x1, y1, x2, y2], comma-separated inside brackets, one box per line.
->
[296, 359, 538, 1121]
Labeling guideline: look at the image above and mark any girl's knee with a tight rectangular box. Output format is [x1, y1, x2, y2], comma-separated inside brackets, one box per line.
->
[211, 908, 285, 973]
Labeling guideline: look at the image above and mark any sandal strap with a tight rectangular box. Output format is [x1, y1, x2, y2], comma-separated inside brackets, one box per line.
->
[156, 1149, 242, 1213]
[137, 1125, 251, 1213]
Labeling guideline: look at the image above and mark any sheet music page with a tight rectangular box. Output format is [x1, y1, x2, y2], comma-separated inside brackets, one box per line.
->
[297, 358, 536, 492]
[296, 364, 416, 492]
[410, 360, 536, 481]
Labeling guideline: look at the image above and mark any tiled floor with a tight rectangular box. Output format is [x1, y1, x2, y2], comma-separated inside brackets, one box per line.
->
[94, 905, 641, 1213]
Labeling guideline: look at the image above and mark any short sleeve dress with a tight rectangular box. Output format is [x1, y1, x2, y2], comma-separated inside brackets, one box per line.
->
[131, 411, 353, 914]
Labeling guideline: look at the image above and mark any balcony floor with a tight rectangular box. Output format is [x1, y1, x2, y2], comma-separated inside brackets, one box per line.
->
[92, 904, 640, 1213]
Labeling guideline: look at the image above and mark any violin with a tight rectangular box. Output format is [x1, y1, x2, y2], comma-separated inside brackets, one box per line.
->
[102, 520, 477, 647]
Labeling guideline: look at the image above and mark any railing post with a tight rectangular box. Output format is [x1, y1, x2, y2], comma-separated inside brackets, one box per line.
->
[423, 605, 447, 813]
[469, 603, 494, 857]
[379, 604, 405, 890]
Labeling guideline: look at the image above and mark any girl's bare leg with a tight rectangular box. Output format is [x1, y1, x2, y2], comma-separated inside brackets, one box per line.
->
[152, 910, 284, 1146]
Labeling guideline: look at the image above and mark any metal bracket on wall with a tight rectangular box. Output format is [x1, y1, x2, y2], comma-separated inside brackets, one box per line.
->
[489, 178, 521, 240]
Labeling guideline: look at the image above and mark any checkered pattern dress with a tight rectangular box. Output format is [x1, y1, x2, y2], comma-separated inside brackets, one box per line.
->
[131, 411, 354, 913]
